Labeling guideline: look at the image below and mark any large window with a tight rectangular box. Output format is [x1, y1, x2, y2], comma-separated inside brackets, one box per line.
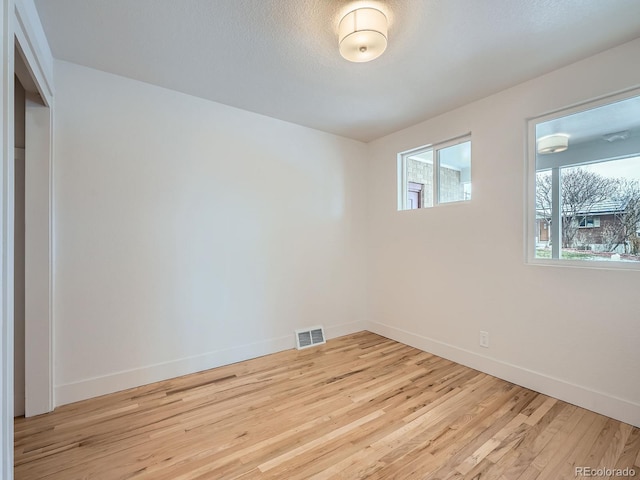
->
[528, 91, 640, 266]
[398, 135, 471, 210]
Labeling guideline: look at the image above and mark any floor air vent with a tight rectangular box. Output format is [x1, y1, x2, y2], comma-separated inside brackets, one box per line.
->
[295, 326, 326, 350]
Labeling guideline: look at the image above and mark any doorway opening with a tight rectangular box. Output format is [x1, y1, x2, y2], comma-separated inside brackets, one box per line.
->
[13, 75, 25, 417]
[14, 42, 53, 418]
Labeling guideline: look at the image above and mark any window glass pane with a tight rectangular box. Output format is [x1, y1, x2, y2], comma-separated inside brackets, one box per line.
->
[406, 149, 433, 208]
[536, 158, 640, 262]
[532, 92, 640, 265]
[438, 141, 471, 204]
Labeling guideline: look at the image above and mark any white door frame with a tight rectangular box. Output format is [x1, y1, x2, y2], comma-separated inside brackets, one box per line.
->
[2, 0, 53, 477]
[14, 0, 54, 418]
[1, 2, 17, 478]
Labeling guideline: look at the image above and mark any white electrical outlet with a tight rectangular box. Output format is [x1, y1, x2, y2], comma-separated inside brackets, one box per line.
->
[479, 331, 489, 348]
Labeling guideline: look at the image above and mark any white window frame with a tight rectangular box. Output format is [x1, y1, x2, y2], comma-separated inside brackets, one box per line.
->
[398, 133, 471, 211]
[526, 87, 640, 270]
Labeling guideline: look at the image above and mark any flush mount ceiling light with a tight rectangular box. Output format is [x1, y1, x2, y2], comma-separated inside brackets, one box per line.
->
[537, 134, 569, 154]
[338, 7, 388, 63]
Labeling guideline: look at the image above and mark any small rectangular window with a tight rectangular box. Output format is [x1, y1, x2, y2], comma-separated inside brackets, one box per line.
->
[528, 90, 640, 266]
[577, 216, 600, 228]
[398, 135, 471, 210]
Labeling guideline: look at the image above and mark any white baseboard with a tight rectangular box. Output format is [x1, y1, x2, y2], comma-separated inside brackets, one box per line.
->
[366, 321, 640, 428]
[56, 320, 639, 428]
[55, 320, 365, 406]
[326, 320, 366, 340]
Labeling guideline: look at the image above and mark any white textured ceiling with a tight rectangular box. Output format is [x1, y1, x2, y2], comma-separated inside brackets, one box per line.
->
[35, 0, 640, 142]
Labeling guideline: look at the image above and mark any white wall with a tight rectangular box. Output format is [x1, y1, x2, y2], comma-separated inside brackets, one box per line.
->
[366, 38, 640, 427]
[51, 37, 640, 426]
[53, 60, 368, 404]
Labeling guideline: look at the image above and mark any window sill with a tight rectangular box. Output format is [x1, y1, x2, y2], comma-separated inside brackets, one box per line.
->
[527, 257, 640, 272]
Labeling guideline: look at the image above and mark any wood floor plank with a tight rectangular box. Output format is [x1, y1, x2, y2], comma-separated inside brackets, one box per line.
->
[14, 332, 640, 479]
[614, 427, 640, 479]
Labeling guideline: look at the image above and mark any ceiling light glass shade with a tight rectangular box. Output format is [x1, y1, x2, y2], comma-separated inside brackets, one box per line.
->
[537, 134, 569, 154]
[339, 8, 387, 63]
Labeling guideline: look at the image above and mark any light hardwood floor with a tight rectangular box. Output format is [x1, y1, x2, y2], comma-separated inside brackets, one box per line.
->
[15, 332, 640, 479]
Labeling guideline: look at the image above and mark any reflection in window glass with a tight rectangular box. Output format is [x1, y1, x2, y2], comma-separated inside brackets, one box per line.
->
[438, 141, 472, 204]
